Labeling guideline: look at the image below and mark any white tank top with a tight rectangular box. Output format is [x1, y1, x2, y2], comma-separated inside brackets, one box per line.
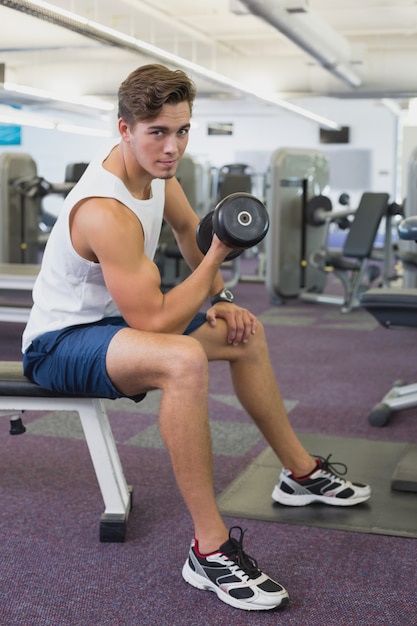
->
[22, 144, 165, 352]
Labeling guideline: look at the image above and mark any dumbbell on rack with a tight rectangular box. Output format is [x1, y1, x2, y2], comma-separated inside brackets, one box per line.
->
[196, 192, 269, 261]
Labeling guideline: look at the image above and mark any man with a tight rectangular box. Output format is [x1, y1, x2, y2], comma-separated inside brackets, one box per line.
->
[22, 64, 370, 612]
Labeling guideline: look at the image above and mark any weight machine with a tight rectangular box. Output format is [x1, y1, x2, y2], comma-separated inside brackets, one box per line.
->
[265, 147, 331, 302]
[0, 152, 39, 264]
[0, 152, 77, 264]
[302, 192, 392, 313]
[264, 147, 399, 312]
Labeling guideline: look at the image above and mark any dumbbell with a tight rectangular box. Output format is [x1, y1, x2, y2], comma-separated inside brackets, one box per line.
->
[196, 192, 269, 261]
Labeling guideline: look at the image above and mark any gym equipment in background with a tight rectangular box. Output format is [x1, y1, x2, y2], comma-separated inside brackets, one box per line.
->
[0, 152, 39, 263]
[156, 154, 214, 289]
[0, 156, 88, 322]
[361, 215, 417, 429]
[360, 215, 417, 493]
[303, 192, 391, 313]
[265, 147, 331, 302]
[176, 154, 213, 219]
[210, 162, 267, 288]
[264, 147, 398, 312]
[0, 152, 83, 264]
[215, 163, 254, 203]
[396, 146, 417, 288]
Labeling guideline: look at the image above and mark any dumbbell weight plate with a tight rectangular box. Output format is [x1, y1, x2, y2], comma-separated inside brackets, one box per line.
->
[213, 192, 269, 249]
[196, 211, 242, 260]
[196, 211, 214, 256]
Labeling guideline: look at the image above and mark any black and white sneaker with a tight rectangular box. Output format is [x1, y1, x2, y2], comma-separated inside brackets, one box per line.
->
[182, 526, 289, 611]
[272, 454, 371, 506]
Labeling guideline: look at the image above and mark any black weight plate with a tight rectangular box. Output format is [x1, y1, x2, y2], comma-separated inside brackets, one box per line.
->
[196, 211, 214, 255]
[305, 195, 332, 226]
[213, 192, 269, 249]
[196, 211, 243, 260]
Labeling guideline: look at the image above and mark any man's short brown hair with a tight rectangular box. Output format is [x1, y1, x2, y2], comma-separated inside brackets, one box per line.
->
[118, 63, 196, 125]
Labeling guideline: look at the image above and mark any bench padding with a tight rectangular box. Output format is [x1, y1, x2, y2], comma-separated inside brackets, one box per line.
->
[0, 361, 98, 398]
[0, 361, 146, 402]
[360, 288, 417, 328]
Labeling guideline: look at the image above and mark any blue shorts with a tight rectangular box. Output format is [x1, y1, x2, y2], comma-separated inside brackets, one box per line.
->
[23, 313, 207, 402]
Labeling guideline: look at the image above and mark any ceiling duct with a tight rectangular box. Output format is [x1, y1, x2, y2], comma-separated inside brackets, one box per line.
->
[238, 0, 362, 88]
[0, 0, 343, 128]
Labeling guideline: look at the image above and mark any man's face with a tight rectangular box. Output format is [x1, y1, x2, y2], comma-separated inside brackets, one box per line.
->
[123, 101, 191, 179]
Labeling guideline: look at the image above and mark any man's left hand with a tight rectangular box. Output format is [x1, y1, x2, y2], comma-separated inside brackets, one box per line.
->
[206, 303, 258, 346]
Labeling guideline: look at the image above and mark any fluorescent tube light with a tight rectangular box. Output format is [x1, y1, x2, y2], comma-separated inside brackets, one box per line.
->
[1, 0, 342, 130]
[3, 81, 114, 113]
[0, 104, 112, 136]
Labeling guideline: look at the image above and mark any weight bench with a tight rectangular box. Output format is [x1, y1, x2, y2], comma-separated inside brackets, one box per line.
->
[0, 360, 135, 542]
[360, 288, 417, 493]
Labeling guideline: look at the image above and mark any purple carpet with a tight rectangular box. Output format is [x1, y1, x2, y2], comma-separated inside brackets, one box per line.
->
[1, 278, 417, 625]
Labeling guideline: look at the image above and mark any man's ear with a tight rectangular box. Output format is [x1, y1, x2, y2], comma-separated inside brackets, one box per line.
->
[118, 118, 130, 142]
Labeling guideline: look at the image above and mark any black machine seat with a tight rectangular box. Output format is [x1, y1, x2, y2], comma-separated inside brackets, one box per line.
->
[360, 287, 417, 328]
[323, 192, 389, 269]
[338, 192, 390, 259]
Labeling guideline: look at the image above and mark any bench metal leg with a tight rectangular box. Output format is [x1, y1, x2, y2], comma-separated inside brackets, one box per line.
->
[77, 398, 132, 542]
[1, 396, 132, 542]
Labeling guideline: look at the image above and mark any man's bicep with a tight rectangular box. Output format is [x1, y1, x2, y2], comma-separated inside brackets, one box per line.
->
[103, 251, 164, 330]
[86, 208, 163, 330]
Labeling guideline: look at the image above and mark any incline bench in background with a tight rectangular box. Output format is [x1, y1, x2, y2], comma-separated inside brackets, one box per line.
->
[0, 360, 136, 542]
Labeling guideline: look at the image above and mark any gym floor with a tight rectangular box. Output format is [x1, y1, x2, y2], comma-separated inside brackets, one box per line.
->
[1, 277, 417, 625]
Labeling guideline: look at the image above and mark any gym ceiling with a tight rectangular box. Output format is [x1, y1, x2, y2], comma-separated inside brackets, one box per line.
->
[0, 0, 416, 124]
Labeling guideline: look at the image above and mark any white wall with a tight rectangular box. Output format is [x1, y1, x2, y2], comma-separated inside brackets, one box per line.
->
[187, 97, 399, 207]
[0, 97, 400, 208]
[0, 127, 117, 182]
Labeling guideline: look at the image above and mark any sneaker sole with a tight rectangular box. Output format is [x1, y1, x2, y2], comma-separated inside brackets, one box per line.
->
[272, 486, 371, 506]
[182, 560, 289, 611]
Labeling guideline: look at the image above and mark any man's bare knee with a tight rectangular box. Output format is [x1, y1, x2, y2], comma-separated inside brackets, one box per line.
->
[166, 336, 208, 389]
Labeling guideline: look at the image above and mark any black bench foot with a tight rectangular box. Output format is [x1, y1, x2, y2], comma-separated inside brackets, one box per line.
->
[99, 487, 133, 542]
[100, 514, 128, 542]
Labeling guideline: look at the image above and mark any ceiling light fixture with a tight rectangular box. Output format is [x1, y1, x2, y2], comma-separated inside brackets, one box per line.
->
[3, 82, 115, 113]
[0, 0, 342, 130]
[0, 104, 55, 130]
[0, 104, 113, 136]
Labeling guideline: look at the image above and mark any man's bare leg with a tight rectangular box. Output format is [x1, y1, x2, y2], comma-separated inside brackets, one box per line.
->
[192, 320, 316, 477]
[105, 327, 229, 553]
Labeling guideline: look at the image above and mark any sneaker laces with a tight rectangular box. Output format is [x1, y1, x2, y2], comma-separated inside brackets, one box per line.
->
[314, 454, 348, 478]
[222, 526, 260, 580]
